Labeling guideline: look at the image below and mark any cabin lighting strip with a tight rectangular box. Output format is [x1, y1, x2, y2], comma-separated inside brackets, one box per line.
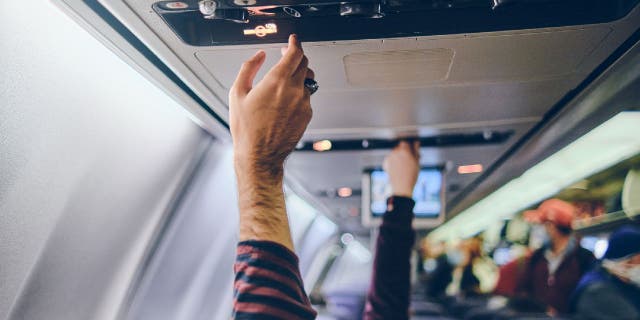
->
[429, 112, 640, 242]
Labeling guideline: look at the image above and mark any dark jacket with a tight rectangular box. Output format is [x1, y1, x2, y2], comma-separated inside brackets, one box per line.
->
[571, 266, 640, 320]
[363, 196, 416, 320]
[515, 243, 595, 314]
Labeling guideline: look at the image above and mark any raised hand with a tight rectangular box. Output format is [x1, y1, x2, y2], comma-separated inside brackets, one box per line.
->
[229, 34, 315, 251]
[383, 140, 420, 198]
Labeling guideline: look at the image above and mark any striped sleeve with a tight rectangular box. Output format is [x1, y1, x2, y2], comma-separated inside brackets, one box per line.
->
[233, 240, 317, 320]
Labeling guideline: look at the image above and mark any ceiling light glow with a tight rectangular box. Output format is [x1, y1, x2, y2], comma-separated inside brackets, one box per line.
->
[430, 112, 640, 242]
[338, 187, 353, 198]
[313, 140, 332, 152]
[458, 164, 483, 174]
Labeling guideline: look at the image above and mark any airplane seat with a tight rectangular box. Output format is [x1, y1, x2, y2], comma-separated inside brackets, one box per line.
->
[445, 296, 491, 318]
[463, 307, 509, 320]
[411, 300, 446, 316]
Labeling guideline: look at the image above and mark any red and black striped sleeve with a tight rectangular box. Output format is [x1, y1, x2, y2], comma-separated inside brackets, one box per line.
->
[233, 240, 317, 320]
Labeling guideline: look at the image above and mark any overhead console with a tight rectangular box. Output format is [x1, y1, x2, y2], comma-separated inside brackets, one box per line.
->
[153, 0, 640, 46]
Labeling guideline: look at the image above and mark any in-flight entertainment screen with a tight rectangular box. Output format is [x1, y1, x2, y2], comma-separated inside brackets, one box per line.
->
[368, 167, 443, 218]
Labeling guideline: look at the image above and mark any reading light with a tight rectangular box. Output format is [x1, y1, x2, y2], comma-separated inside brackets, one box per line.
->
[199, 0, 217, 16]
[166, 2, 189, 9]
[313, 140, 332, 152]
[458, 164, 483, 174]
[338, 187, 353, 198]
[430, 112, 640, 242]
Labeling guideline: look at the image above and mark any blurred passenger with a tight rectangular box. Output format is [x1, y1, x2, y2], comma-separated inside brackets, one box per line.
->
[494, 220, 533, 296]
[448, 237, 498, 298]
[515, 199, 595, 315]
[571, 226, 640, 320]
[363, 140, 421, 320]
[420, 240, 454, 300]
[494, 254, 529, 297]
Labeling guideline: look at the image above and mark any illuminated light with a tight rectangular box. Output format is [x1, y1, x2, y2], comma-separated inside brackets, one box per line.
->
[430, 112, 640, 242]
[247, 5, 277, 16]
[337, 187, 353, 198]
[166, 2, 189, 9]
[313, 140, 332, 152]
[458, 164, 483, 174]
[340, 233, 354, 245]
[243, 23, 278, 37]
[594, 239, 609, 259]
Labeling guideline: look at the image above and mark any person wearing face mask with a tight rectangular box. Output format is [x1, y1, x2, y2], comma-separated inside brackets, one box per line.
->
[514, 199, 595, 315]
[571, 226, 640, 320]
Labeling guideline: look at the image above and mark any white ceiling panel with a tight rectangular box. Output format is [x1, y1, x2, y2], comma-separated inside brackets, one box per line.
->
[89, 0, 640, 228]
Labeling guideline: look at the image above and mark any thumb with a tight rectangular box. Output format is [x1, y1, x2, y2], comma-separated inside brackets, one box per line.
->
[231, 50, 266, 95]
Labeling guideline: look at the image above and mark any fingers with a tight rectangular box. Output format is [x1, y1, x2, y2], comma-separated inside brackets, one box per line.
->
[395, 140, 420, 160]
[275, 34, 304, 76]
[231, 50, 266, 96]
[306, 68, 315, 80]
[293, 56, 309, 82]
[412, 140, 421, 160]
[397, 140, 410, 151]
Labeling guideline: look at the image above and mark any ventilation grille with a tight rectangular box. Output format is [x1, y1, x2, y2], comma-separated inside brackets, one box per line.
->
[343, 48, 454, 87]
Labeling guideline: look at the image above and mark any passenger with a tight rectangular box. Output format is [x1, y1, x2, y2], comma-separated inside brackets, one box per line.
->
[515, 199, 595, 315]
[571, 226, 640, 320]
[229, 34, 317, 320]
[420, 240, 454, 300]
[448, 236, 498, 298]
[363, 139, 421, 320]
[228, 34, 421, 320]
[440, 238, 499, 320]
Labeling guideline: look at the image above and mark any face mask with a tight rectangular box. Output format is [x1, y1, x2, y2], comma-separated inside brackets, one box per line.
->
[530, 225, 551, 249]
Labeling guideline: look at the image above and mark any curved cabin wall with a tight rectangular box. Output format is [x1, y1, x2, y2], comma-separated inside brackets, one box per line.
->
[0, 1, 209, 319]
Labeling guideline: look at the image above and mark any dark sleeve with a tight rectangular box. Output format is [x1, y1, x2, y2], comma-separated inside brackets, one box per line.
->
[363, 196, 416, 320]
[233, 240, 317, 320]
[575, 283, 640, 320]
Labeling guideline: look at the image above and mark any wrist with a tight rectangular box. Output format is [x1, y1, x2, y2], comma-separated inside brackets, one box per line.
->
[392, 188, 414, 198]
[234, 153, 284, 184]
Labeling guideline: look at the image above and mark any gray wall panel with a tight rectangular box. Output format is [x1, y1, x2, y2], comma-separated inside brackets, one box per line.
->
[0, 0, 209, 319]
[124, 143, 238, 320]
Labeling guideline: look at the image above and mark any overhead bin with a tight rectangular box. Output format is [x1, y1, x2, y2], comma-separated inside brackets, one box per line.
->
[152, 0, 640, 46]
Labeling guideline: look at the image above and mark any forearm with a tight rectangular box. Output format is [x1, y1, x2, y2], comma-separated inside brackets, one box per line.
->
[232, 163, 316, 319]
[364, 196, 416, 320]
[235, 160, 294, 252]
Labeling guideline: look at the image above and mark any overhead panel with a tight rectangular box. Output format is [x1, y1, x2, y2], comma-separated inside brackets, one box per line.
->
[343, 48, 454, 87]
[196, 26, 610, 92]
[151, 0, 638, 46]
[79, 0, 640, 231]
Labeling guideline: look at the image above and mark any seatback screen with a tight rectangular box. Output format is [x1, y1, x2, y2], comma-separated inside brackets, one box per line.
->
[369, 168, 443, 218]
